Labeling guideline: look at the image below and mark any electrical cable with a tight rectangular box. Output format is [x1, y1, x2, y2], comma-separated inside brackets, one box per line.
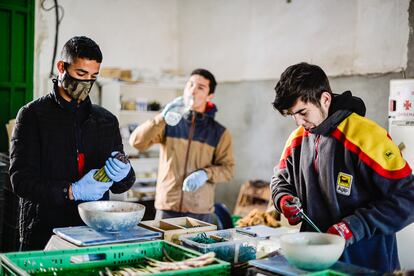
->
[40, 0, 64, 78]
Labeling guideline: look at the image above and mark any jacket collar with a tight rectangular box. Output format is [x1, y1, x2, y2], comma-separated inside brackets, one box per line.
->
[183, 110, 208, 123]
[204, 101, 217, 118]
[310, 91, 366, 135]
[182, 102, 218, 123]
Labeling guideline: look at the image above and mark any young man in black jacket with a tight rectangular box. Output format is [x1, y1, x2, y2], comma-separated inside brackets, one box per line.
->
[9, 36, 135, 250]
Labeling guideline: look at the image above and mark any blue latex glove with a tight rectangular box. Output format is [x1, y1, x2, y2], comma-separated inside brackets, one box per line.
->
[72, 169, 113, 201]
[182, 170, 209, 192]
[161, 96, 185, 118]
[104, 151, 131, 182]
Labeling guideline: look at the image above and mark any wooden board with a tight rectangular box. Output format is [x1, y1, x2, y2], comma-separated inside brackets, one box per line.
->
[139, 217, 216, 244]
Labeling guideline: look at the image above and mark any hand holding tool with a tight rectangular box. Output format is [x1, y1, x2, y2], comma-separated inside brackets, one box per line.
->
[280, 195, 302, 225]
[280, 195, 322, 232]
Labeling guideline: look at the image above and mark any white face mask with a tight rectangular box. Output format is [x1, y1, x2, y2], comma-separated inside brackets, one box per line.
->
[60, 71, 95, 101]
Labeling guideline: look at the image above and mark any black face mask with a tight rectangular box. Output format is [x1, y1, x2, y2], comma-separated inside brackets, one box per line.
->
[59, 66, 95, 101]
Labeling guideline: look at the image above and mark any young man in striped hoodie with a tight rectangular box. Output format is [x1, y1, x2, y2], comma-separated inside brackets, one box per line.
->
[271, 62, 414, 272]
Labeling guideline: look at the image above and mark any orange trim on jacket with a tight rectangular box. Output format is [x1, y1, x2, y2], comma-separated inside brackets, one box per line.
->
[279, 127, 308, 169]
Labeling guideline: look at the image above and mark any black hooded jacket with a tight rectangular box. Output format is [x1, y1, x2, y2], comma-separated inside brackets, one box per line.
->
[9, 84, 135, 250]
[311, 90, 366, 135]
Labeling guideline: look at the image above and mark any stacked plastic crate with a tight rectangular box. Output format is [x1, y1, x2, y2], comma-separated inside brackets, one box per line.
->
[0, 154, 6, 251]
[0, 153, 20, 253]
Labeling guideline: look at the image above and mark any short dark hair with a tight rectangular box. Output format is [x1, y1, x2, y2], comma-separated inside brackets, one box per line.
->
[60, 36, 103, 64]
[191, 68, 217, 94]
[272, 62, 332, 114]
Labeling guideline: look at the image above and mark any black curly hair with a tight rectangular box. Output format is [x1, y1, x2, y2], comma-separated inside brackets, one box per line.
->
[60, 36, 102, 64]
[272, 62, 332, 114]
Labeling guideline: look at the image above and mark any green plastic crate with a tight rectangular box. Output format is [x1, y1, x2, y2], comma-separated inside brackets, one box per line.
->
[306, 270, 349, 276]
[231, 215, 242, 227]
[0, 240, 230, 276]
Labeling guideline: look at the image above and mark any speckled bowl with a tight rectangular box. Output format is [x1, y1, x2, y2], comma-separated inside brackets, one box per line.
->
[280, 232, 345, 271]
[78, 201, 145, 232]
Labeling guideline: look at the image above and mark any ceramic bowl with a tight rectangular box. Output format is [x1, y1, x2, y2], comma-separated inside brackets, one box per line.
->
[280, 232, 345, 270]
[78, 201, 145, 232]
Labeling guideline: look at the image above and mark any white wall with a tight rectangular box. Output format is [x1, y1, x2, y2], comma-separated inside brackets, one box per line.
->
[35, 0, 410, 94]
[178, 0, 409, 81]
[34, 0, 178, 98]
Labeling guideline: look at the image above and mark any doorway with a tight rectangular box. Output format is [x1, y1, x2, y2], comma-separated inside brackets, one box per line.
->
[0, 0, 34, 153]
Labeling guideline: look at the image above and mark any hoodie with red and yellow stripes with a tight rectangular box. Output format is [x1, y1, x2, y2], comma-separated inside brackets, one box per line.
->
[271, 91, 414, 273]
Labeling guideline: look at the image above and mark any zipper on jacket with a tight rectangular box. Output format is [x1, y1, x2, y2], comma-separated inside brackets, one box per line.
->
[75, 120, 81, 178]
[313, 135, 321, 173]
[179, 112, 196, 212]
[73, 109, 84, 178]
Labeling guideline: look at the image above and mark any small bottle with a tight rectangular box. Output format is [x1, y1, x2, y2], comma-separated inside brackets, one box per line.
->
[164, 96, 194, 126]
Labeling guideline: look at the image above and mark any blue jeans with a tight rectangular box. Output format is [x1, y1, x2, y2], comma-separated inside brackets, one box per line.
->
[155, 209, 215, 224]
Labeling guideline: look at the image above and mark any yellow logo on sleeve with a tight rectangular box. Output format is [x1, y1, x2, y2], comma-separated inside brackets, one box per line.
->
[336, 172, 353, 196]
[384, 150, 394, 160]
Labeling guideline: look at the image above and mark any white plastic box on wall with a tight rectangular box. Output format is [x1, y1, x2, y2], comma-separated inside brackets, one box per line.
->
[389, 79, 414, 270]
[389, 79, 414, 123]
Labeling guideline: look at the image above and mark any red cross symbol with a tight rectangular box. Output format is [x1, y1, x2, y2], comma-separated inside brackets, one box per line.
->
[404, 100, 412, 110]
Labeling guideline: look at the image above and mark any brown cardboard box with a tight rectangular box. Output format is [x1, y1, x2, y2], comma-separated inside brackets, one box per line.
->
[100, 67, 122, 79]
[120, 70, 132, 81]
[234, 180, 271, 217]
[6, 119, 15, 150]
